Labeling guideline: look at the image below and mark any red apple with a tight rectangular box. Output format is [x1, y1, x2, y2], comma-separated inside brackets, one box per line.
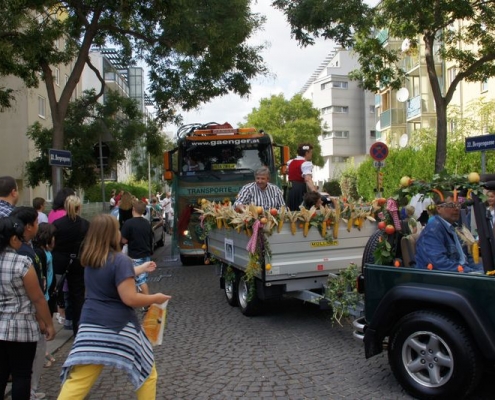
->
[385, 225, 396, 235]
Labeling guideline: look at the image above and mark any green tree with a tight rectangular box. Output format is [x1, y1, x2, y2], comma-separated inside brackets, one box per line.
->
[0, 0, 267, 194]
[25, 90, 165, 190]
[274, 0, 495, 173]
[242, 93, 323, 165]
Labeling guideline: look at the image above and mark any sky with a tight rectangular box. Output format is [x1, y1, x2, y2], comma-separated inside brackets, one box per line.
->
[163, 2, 334, 135]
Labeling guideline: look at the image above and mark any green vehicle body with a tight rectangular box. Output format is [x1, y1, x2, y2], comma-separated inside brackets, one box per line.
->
[163, 123, 288, 265]
[353, 187, 495, 399]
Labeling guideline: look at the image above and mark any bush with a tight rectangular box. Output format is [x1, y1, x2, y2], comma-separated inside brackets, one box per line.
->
[84, 180, 162, 202]
[323, 180, 342, 196]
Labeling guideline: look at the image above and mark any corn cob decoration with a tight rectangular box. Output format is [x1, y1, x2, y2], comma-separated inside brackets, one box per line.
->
[277, 206, 287, 233]
[298, 206, 316, 237]
[331, 198, 340, 239]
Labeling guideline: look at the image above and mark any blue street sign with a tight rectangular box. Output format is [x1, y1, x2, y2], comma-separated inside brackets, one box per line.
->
[465, 134, 495, 152]
[49, 149, 72, 167]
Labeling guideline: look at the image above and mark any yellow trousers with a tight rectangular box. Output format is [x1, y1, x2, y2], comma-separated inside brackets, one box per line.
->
[57, 363, 157, 400]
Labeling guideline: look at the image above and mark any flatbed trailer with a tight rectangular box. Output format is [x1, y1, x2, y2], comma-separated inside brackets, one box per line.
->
[207, 218, 376, 315]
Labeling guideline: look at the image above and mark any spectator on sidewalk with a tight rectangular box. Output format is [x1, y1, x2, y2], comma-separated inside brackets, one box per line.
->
[52, 196, 90, 336]
[0, 175, 19, 217]
[57, 214, 170, 399]
[33, 197, 49, 224]
[121, 201, 152, 295]
[0, 217, 55, 400]
[48, 188, 75, 224]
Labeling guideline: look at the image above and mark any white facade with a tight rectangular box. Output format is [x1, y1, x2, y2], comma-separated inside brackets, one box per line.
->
[300, 49, 376, 186]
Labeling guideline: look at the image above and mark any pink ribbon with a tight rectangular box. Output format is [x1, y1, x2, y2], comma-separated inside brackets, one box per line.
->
[246, 219, 261, 254]
[387, 198, 401, 231]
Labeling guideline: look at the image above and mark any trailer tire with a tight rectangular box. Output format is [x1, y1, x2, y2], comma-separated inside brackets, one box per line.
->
[388, 310, 481, 399]
[237, 273, 260, 316]
[224, 268, 238, 307]
[361, 229, 382, 267]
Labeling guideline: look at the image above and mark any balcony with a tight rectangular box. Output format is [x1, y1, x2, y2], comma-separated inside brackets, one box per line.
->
[380, 108, 405, 129]
[104, 71, 129, 96]
[406, 94, 435, 120]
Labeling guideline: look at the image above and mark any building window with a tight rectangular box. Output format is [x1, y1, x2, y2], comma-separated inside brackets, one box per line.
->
[321, 106, 349, 114]
[55, 68, 60, 86]
[369, 105, 375, 114]
[482, 79, 489, 92]
[321, 81, 348, 90]
[38, 96, 46, 118]
[323, 130, 349, 139]
[370, 130, 376, 138]
[332, 156, 348, 163]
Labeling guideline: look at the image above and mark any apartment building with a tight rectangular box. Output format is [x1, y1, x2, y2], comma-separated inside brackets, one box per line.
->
[300, 48, 376, 186]
[375, 26, 495, 149]
[0, 55, 81, 205]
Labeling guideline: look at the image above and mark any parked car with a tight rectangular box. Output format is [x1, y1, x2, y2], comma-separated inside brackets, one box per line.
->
[145, 205, 166, 254]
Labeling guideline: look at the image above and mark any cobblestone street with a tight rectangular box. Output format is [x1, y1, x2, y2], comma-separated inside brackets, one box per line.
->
[31, 245, 495, 399]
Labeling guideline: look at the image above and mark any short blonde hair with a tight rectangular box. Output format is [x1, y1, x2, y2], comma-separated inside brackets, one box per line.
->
[64, 195, 82, 221]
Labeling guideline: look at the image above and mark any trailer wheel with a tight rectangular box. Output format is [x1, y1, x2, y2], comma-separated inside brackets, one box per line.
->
[224, 268, 238, 307]
[237, 273, 260, 316]
[388, 310, 481, 399]
[361, 229, 382, 267]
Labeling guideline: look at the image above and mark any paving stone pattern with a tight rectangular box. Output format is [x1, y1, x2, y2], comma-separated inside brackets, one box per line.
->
[36, 247, 494, 399]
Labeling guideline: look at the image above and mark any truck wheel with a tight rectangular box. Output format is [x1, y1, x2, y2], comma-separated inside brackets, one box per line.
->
[361, 229, 381, 266]
[388, 310, 481, 399]
[224, 268, 238, 307]
[237, 273, 260, 316]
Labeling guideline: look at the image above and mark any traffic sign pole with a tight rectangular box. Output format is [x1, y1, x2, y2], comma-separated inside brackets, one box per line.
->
[370, 142, 389, 198]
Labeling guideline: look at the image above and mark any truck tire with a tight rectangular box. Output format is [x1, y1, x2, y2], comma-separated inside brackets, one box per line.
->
[223, 267, 238, 307]
[388, 310, 481, 399]
[361, 229, 381, 267]
[237, 273, 260, 316]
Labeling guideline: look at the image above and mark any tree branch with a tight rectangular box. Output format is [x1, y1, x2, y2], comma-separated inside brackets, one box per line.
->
[85, 56, 105, 101]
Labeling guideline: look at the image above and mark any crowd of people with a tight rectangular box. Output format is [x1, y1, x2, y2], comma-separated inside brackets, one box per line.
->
[0, 176, 171, 400]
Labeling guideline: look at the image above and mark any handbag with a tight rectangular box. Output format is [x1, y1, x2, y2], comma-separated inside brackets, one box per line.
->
[142, 300, 169, 346]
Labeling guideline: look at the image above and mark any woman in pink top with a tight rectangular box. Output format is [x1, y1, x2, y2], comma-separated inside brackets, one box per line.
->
[48, 188, 75, 223]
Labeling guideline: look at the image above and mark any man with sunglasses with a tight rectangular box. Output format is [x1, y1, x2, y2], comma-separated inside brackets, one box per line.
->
[415, 192, 482, 273]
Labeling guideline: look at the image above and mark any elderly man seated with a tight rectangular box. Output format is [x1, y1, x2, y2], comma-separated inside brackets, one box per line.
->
[415, 192, 482, 273]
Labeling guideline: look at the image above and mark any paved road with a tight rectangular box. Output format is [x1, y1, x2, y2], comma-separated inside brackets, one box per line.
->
[36, 243, 495, 399]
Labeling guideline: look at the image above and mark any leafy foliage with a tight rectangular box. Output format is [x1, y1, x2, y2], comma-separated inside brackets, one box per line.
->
[325, 263, 363, 325]
[274, 0, 495, 172]
[25, 90, 165, 190]
[323, 179, 341, 196]
[242, 93, 323, 165]
[1, 0, 268, 191]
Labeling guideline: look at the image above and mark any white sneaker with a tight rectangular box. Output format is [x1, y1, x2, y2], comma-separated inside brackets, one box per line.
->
[55, 313, 65, 325]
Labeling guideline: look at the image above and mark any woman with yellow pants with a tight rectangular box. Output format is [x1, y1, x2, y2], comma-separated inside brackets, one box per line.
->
[57, 214, 171, 399]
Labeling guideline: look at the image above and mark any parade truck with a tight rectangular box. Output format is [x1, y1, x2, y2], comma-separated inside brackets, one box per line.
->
[202, 200, 377, 316]
[163, 122, 289, 266]
[353, 174, 495, 399]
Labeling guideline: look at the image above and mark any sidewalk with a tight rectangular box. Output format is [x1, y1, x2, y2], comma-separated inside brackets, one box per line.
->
[4, 315, 73, 399]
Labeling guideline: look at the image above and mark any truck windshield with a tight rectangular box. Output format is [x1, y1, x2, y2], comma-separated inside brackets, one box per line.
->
[180, 142, 273, 174]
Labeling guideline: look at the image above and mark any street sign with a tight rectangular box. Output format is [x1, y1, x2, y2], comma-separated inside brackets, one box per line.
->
[370, 142, 389, 161]
[48, 149, 72, 167]
[373, 161, 385, 168]
[465, 134, 495, 152]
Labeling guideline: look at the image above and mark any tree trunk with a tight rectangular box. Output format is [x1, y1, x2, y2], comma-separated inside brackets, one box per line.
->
[434, 104, 448, 173]
[423, 33, 447, 173]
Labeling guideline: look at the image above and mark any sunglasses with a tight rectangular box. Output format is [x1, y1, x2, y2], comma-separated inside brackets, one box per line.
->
[437, 202, 461, 209]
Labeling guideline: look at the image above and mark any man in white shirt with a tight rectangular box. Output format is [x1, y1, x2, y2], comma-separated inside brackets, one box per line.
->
[160, 192, 173, 234]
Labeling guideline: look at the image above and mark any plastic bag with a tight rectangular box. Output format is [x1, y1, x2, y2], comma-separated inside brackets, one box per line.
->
[142, 300, 169, 346]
